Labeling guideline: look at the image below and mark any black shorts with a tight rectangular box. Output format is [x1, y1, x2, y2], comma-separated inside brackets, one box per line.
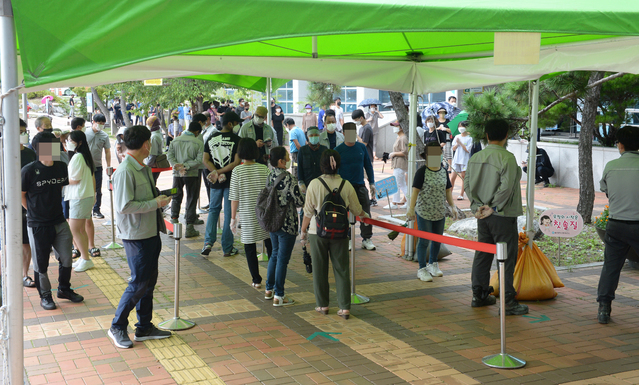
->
[22, 212, 29, 245]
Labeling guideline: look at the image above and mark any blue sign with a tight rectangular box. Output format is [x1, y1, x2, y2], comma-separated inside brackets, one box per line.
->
[375, 176, 398, 199]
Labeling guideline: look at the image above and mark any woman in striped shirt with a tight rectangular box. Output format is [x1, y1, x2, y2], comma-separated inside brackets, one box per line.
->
[230, 138, 272, 288]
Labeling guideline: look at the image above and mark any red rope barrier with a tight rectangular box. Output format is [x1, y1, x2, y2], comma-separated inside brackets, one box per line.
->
[151, 167, 172, 173]
[357, 216, 497, 255]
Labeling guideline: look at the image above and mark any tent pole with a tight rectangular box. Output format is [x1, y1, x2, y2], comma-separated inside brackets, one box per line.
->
[312, 36, 318, 59]
[1, 0, 25, 384]
[406, 93, 417, 257]
[526, 79, 540, 248]
[22, 93, 27, 121]
[266, 78, 272, 128]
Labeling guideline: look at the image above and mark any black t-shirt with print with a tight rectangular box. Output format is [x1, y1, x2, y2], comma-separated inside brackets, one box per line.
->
[21, 161, 69, 227]
[204, 131, 240, 189]
[20, 147, 37, 214]
[423, 129, 447, 146]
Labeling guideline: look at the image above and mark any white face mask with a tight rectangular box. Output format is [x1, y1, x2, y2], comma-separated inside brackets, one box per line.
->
[20, 132, 29, 144]
[254, 116, 264, 125]
[427, 122, 435, 129]
[393, 126, 400, 134]
[458, 127, 466, 134]
[232, 124, 240, 132]
[66, 140, 77, 151]
[276, 108, 281, 113]
[95, 124, 104, 131]
[326, 123, 336, 133]
[81, 126, 86, 132]
[306, 108, 312, 113]
[354, 119, 362, 127]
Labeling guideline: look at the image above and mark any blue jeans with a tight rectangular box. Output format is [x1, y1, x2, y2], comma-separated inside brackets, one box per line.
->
[205, 187, 233, 253]
[266, 230, 297, 297]
[112, 235, 161, 331]
[416, 214, 445, 269]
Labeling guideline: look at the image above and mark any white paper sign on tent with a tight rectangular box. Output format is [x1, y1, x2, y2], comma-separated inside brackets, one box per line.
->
[494, 32, 541, 65]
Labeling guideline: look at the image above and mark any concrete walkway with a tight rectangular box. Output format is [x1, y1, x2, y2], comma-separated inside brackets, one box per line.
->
[18, 141, 639, 385]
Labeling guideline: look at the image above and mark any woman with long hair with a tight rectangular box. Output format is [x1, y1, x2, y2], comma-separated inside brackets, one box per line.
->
[229, 138, 272, 288]
[65, 130, 97, 272]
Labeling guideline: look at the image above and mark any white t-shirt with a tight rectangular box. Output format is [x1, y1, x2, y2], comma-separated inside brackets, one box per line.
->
[64, 153, 95, 201]
[335, 107, 344, 132]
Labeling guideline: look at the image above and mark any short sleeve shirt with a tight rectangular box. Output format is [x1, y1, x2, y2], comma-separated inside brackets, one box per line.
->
[412, 166, 452, 221]
[423, 129, 447, 146]
[359, 123, 374, 161]
[204, 131, 240, 189]
[85, 129, 111, 167]
[21, 161, 68, 227]
[289, 127, 306, 153]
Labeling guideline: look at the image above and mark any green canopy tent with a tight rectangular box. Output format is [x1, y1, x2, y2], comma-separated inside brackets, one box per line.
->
[4, 0, 639, 382]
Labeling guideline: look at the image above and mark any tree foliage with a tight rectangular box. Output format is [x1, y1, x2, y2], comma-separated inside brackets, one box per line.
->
[462, 88, 524, 144]
[306, 82, 341, 110]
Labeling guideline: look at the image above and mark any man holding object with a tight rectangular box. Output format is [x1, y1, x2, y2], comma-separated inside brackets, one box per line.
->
[464, 119, 528, 315]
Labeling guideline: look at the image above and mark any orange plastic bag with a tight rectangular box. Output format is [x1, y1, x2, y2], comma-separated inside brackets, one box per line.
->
[490, 233, 564, 300]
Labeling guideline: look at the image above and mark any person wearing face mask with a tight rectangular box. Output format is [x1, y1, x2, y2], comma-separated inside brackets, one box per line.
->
[22, 133, 84, 311]
[448, 95, 457, 107]
[352, 109, 374, 164]
[235, 98, 245, 116]
[365, 104, 385, 160]
[423, 116, 447, 148]
[386, 125, 409, 209]
[436, 108, 453, 171]
[19, 119, 37, 288]
[319, 112, 344, 150]
[238, 106, 278, 165]
[335, 122, 376, 251]
[450, 122, 473, 200]
[596, 125, 639, 324]
[201, 112, 242, 257]
[64, 130, 97, 273]
[144, 116, 165, 183]
[109, 125, 172, 349]
[302, 104, 318, 132]
[271, 104, 285, 145]
[317, 103, 327, 131]
[407, 142, 457, 282]
[240, 102, 252, 124]
[287, 118, 306, 178]
[167, 122, 204, 238]
[85, 114, 111, 219]
[334, 98, 345, 132]
[464, 119, 528, 316]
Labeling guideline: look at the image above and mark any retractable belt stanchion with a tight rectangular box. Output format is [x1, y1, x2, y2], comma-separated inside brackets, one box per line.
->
[159, 223, 196, 331]
[103, 167, 123, 249]
[482, 242, 526, 369]
[349, 213, 369, 304]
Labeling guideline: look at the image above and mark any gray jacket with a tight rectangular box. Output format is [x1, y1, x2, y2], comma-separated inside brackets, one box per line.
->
[113, 154, 159, 240]
[144, 130, 164, 167]
[167, 131, 203, 177]
[238, 121, 278, 155]
[319, 130, 344, 150]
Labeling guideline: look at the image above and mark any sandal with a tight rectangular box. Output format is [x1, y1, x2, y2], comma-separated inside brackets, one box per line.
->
[72, 249, 81, 259]
[251, 282, 261, 289]
[90, 248, 101, 258]
[23, 276, 36, 288]
[337, 309, 350, 320]
[315, 307, 329, 315]
[265, 290, 274, 300]
[273, 295, 295, 307]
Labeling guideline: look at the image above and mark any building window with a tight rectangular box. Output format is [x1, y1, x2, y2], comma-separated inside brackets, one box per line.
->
[274, 81, 294, 114]
[339, 86, 358, 113]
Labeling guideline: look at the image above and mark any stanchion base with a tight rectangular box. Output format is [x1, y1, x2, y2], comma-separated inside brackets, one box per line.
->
[351, 293, 370, 304]
[482, 353, 526, 369]
[103, 242, 123, 250]
[158, 317, 196, 331]
[257, 253, 269, 262]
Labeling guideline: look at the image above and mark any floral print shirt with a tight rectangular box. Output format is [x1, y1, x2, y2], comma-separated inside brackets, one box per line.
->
[267, 168, 305, 235]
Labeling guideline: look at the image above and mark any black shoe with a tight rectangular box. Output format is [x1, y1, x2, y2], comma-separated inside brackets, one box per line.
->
[200, 204, 209, 210]
[57, 289, 84, 303]
[471, 286, 496, 307]
[201, 243, 212, 256]
[134, 325, 172, 342]
[40, 295, 57, 310]
[93, 211, 105, 219]
[598, 302, 611, 324]
[108, 327, 133, 349]
[504, 299, 529, 315]
[370, 199, 378, 207]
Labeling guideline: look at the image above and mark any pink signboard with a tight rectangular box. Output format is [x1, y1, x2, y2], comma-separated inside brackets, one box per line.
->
[539, 209, 583, 238]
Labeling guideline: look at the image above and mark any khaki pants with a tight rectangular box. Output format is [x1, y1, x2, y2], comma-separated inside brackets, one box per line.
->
[309, 234, 351, 310]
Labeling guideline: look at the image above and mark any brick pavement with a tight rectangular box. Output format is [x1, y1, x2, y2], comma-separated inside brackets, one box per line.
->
[18, 155, 639, 385]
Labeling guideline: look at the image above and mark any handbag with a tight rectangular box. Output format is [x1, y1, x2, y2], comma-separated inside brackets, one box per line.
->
[155, 153, 170, 168]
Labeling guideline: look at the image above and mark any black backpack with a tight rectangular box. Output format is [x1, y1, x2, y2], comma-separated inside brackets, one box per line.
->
[256, 171, 289, 233]
[316, 178, 350, 239]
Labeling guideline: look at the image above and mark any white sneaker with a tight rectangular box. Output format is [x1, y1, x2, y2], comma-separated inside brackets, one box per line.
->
[427, 262, 443, 277]
[417, 267, 433, 282]
[383, 204, 398, 209]
[349, 242, 352, 251]
[361, 239, 376, 250]
[72, 259, 81, 268]
[74, 258, 94, 272]
[399, 203, 408, 209]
